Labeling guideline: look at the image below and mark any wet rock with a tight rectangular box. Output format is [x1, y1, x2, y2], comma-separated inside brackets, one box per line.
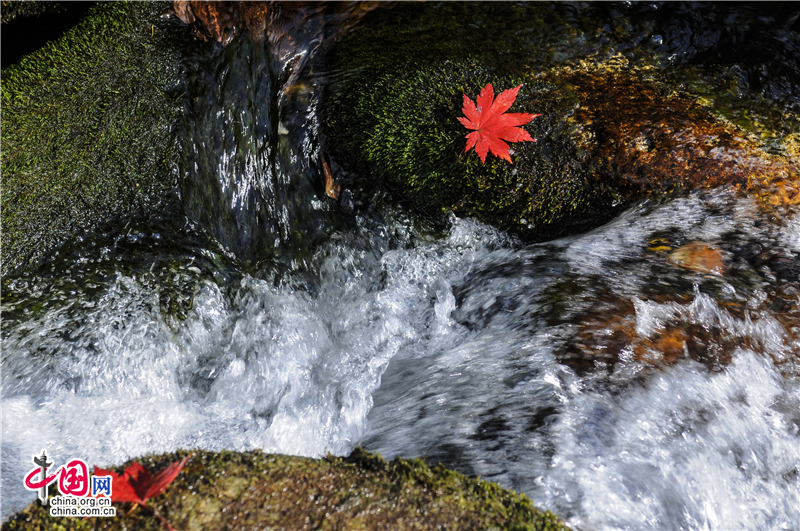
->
[171, 0, 262, 45]
[322, 3, 800, 242]
[550, 243, 799, 377]
[1, 2, 189, 276]
[169, 1, 384, 45]
[0, 216, 240, 347]
[1, 449, 569, 531]
[668, 242, 727, 275]
[558, 293, 738, 376]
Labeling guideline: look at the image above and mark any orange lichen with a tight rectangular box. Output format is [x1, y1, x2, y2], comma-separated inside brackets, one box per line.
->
[747, 173, 800, 211]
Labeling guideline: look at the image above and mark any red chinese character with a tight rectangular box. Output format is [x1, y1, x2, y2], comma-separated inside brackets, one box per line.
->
[24, 468, 59, 490]
[58, 460, 89, 496]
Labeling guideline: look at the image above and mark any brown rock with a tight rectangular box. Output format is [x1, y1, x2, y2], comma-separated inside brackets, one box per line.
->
[170, 1, 385, 44]
[667, 242, 726, 276]
[567, 70, 800, 199]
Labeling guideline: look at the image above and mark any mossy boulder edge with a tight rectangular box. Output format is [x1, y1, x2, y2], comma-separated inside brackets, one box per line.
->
[2, 448, 570, 531]
[1, 1, 189, 276]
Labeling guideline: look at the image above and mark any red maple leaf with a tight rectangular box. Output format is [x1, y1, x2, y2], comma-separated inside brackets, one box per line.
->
[458, 83, 541, 164]
[94, 455, 190, 531]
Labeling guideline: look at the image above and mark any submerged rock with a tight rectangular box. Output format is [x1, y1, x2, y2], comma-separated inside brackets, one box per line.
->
[2, 448, 569, 531]
[323, 3, 800, 242]
[1, 2, 189, 276]
[667, 241, 726, 276]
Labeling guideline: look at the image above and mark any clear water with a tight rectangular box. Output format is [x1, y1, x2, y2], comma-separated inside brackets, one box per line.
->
[3, 3, 800, 529]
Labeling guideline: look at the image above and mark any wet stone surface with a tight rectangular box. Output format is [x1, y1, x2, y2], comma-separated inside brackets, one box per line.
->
[2, 3, 800, 531]
[323, 2, 800, 242]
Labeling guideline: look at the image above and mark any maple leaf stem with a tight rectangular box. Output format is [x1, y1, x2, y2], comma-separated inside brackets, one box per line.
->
[140, 502, 178, 531]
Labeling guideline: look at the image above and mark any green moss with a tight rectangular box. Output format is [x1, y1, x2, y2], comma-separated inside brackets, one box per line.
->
[2, 448, 570, 531]
[324, 4, 798, 241]
[1, 1, 189, 276]
[325, 24, 617, 241]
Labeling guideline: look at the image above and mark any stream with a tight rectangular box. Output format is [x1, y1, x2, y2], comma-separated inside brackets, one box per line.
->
[2, 3, 799, 529]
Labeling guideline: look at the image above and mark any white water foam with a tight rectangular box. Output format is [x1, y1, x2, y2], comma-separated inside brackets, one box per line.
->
[546, 351, 800, 530]
[0, 217, 505, 517]
[362, 192, 800, 530]
[3, 194, 799, 529]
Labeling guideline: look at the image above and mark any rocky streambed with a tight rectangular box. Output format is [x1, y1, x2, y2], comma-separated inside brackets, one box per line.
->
[2, 2, 799, 530]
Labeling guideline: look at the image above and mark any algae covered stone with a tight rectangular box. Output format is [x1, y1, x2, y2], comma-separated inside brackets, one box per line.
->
[323, 6, 617, 242]
[2, 448, 570, 531]
[1, 1, 189, 275]
[323, 3, 800, 242]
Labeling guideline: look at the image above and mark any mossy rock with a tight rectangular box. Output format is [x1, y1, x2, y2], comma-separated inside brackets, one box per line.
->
[2, 448, 570, 531]
[323, 3, 799, 242]
[0, 213, 240, 337]
[0, 1, 64, 24]
[1, 1, 190, 276]
[326, 58, 616, 241]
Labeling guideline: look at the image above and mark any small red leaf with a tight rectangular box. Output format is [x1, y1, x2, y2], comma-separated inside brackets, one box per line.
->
[124, 461, 154, 501]
[93, 455, 190, 505]
[92, 466, 143, 504]
[94, 456, 190, 531]
[458, 83, 541, 164]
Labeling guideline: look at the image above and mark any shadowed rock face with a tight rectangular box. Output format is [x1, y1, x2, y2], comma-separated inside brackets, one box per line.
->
[321, 3, 800, 243]
[2, 449, 570, 531]
[169, 1, 382, 45]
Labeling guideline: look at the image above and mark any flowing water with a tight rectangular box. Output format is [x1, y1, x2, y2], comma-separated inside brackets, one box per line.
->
[2, 3, 800, 529]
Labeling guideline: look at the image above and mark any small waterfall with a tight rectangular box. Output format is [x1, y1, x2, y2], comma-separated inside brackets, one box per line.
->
[180, 20, 336, 268]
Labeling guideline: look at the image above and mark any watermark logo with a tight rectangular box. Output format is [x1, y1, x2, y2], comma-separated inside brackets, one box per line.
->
[23, 449, 116, 518]
[92, 475, 112, 497]
[25, 449, 54, 505]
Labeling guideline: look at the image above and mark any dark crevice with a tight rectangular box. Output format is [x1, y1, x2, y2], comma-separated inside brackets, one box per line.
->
[1, 1, 97, 69]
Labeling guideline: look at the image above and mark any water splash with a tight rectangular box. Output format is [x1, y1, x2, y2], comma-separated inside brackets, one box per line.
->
[2, 190, 799, 529]
[3, 5, 800, 528]
[547, 351, 800, 530]
[0, 215, 505, 517]
[363, 190, 800, 530]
